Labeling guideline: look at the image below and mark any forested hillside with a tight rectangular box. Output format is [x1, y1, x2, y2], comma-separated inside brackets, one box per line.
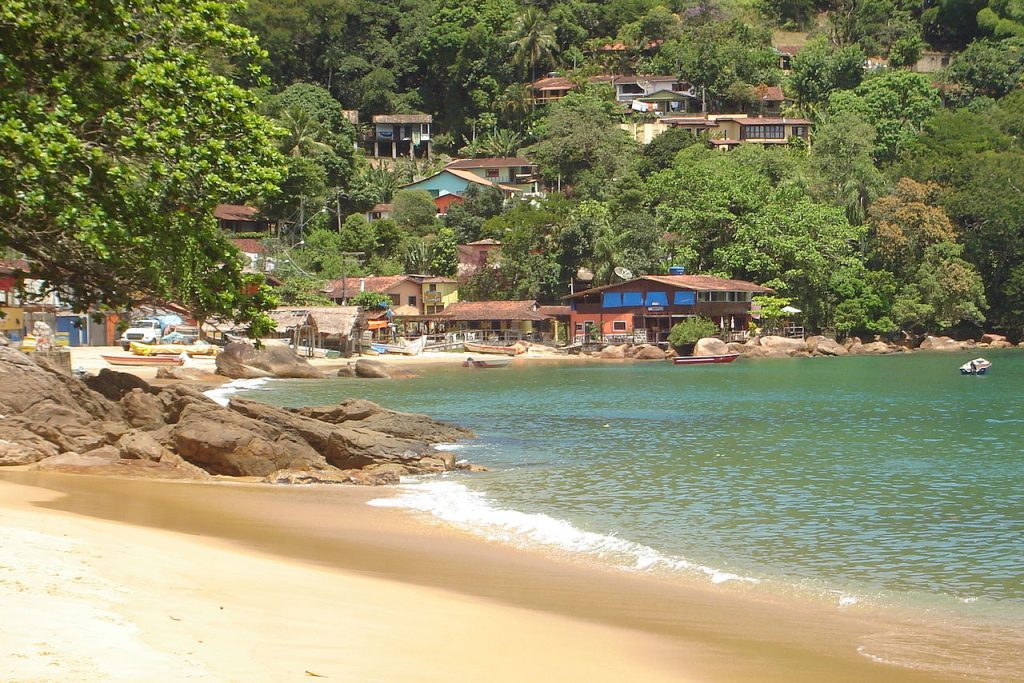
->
[3, 1, 1023, 336]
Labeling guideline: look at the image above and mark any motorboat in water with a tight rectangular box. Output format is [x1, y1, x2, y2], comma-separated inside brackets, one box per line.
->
[671, 353, 740, 365]
[463, 355, 512, 368]
[959, 358, 991, 375]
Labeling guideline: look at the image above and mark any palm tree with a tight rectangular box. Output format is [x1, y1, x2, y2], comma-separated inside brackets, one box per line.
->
[278, 107, 333, 158]
[508, 8, 559, 83]
[361, 165, 401, 203]
[475, 128, 524, 158]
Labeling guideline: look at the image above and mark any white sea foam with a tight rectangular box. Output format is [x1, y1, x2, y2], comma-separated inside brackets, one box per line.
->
[204, 378, 272, 406]
[433, 443, 464, 451]
[368, 480, 760, 585]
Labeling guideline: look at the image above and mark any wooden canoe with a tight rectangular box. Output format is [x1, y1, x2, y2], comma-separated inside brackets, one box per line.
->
[463, 355, 512, 368]
[464, 342, 520, 356]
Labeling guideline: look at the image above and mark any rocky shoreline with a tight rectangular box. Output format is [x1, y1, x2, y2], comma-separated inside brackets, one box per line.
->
[591, 333, 1017, 360]
[0, 347, 475, 485]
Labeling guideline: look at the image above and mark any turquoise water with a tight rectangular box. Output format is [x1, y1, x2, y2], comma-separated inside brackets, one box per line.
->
[235, 351, 1023, 622]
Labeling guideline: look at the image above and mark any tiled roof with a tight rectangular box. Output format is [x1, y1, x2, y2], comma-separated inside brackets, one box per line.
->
[369, 203, 393, 213]
[214, 204, 261, 221]
[435, 300, 549, 321]
[532, 75, 576, 91]
[446, 157, 533, 169]
[443, 168, 522, 193]
[373, 113, 432, 124]
[537, 305, 572, 317]
[719, 117, 812, 125]
[421, 277, 458, 284]
[466, 239, 501, 246]
[325, 276, 411, 298]
[0, 259, 30, 274]
[562, 275, 771, 300]
[774, 44, 804, 55]
[230, 238, 267, 255]
[755, 85, 785, 102]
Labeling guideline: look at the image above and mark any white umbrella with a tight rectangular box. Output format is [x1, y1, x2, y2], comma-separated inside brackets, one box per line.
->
[781, 305, 802, 314]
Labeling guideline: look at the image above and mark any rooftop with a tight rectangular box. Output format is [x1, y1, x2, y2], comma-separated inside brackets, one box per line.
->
[434, 300, 549, 321]
[214, 204, 261, 222]
[373, 113, 432, 124]
[230, 238, 267, 255]
[563, 274, 771, 300]
[324, 276, 411, 299]
[445, 157, 533, 169]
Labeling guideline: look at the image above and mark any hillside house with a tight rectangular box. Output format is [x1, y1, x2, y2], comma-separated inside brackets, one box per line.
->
[774, 45, 804, 72]
[622, 114, 812, 148]
[457, 239, 501, 275]
[215, 204, 271, 233]
[398, 168, 522, 200]
[368, 114, 432, 159]
[563, 274, 771, 344]
[530, 74, 698, 111]
[420, 277, 459, 315]
[366, 203, 393, 222]
[444, 158, 540, 194]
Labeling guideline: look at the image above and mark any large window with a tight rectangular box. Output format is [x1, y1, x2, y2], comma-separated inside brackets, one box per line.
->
[673, 291, 696, 305]
[407, 295, 417, 306]
[612, 320, 627, 332]
[741, 124, 784, 140]
[485, 168, 499, 178]
[619, 83, 644, 94]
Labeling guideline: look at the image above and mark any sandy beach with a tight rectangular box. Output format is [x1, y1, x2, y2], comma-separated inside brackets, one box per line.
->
[0, 470, 974, 683]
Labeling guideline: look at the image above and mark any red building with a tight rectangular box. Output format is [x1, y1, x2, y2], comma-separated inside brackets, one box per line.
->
[563, 274, 770, 343]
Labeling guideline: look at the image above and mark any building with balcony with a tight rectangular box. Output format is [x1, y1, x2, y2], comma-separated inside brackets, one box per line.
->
[563, 274, 771, 344]
[444, 158, 540, 194]
[368, 114, 432, 159]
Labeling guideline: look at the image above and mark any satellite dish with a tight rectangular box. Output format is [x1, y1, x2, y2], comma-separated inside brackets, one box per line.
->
[614, 266, 634, 280]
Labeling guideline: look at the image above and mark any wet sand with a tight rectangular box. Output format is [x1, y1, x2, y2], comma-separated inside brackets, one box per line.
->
[0, 471, 971, 682]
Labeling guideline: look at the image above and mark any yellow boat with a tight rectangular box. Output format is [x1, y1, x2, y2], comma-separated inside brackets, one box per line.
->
[129, 341, 220, 357]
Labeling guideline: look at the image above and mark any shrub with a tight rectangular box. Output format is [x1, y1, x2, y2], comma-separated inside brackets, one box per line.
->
[668, 317, 719, 351]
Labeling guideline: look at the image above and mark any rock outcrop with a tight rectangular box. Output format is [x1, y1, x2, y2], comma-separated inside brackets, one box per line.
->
[216, 342, 324, 379]
[918, 335, 966, 352]
[0, 348, 473, 485]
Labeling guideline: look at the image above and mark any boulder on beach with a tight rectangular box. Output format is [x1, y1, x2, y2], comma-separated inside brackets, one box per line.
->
[215, 342, 323, 379]
[758, 336, 808, 355]
[980, 333, 1006, 344]
[633, 344, 668, 360]
[598, 344, 627, 359]
[805, 336, 848, 356]
[354, 359, 393, 378]
[693, 337, 729, 356]
[918, 336, 966, 352]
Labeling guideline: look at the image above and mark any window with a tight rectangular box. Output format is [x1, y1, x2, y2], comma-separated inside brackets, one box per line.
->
[622, 291, 644, 306]
[485, 168, 499, 178]
[612, 320, 627, 332]
[673, 291, 696, 305]
[602, 292, 623, 308]
[671, 82, 688, 92]
[620, 83, 644, 94]
[575, 323, 584, 332]
[791, 126, 807, 139]
[408, 295, 417, 306]
[428, 283, 437, 292]
[389, 294, 400, 306]
[645, 291, 668, 306]
[741, 124, 784, 140]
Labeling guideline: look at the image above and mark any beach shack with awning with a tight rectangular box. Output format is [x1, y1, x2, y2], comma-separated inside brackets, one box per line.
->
[563, 274, 771, 344]
[425, 300, 555, 342]
[268, 306, 363, 356]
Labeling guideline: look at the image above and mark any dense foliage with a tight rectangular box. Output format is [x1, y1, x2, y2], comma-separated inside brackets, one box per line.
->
[4, 0, 1024, 338]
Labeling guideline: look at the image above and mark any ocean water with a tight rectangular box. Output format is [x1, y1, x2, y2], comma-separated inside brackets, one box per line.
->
[231, 351, 1024, 626]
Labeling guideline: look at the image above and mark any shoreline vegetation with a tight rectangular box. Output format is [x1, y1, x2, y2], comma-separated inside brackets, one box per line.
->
[0, 473, 979, 683]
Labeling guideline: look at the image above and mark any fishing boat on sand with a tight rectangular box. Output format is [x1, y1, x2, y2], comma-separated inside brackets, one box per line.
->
[959, 358, 991, 375]
[369, 336, 427, 356]
[463, 355, 513, 368]
[464, 341, 522, 356]
[129, 341, 219, 357]
[671, 353, 740, 365]
[102, 354, 185, 367]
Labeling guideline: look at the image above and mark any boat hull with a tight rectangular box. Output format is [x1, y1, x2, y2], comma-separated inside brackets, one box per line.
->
[130, 342, 219, 357]
[671, 353, 740, 365]
[102, 355, 185, 367]
[463, 356, 512, 368]
[464, 342, 519, 356]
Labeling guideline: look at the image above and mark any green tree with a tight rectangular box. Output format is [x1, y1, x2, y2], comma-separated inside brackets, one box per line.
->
[430, 227, 459, 277]
[788, 38, 865, 107]
[0, 0, 282, 334]
[945, 38, 1024, 102]
[349, 290, 391, 309]
[668, 317, 720, 351]
[392, 190, 439, 233]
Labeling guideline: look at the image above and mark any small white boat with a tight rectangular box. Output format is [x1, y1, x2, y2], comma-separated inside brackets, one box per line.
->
[370, 336, 427, 356]
[463, 355, 512, 368]
[959, 358, 991, 375]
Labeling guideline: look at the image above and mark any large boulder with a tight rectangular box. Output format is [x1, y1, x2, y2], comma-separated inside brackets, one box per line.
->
[83, 369, 156, 402]
[980, 333, 1007, 344]
[171, 403, 327, 477]
[693, 337, 730, 356]
[216, 342, 322, 379]
[157, 383, 220, 424]
[292, 399, 474, 443]
[634, 344, 669, 360]
[0, 346, 117, 421]
[120, 389, 166, 430]
[806, 336, 848, 356]
[9, 404, 109, 454]
[918, 336, 965, 351]
[598, 344, 627, 359]
[354, 359, 393, 378]
[0, 423, 61, 465]
[851, 341, 898, 355]
[758, 336, 808, 355]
